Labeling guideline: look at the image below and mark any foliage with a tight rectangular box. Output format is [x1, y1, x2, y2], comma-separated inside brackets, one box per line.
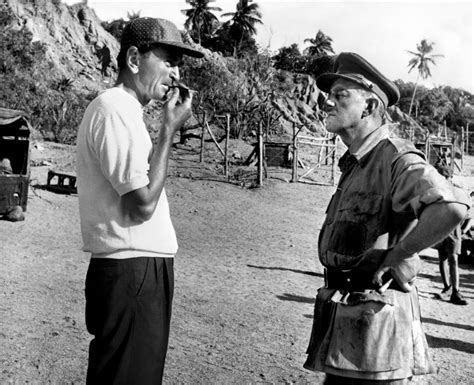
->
[394, 80, 473, 135]
[1, 5, 95, 144]
[181, 50, 282, 139]
[221, 0, 262, 57]
[181, 0, 222, 45]
[272, 44, 308, 73]
[303, 30, 334, 57]
[203, 22, 258, 57]
[305, 55, 335, 79]
[416, 87, 453, 131]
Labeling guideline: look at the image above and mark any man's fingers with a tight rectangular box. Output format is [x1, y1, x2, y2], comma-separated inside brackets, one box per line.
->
[165, 87, 180, 105]
[372, 266, 390, 285]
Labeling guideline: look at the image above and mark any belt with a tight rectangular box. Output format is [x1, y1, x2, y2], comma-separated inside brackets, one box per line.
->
[325, 268, 401, 292]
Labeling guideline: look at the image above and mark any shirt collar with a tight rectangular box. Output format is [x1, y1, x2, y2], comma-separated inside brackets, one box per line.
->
[348, 123, 392, 166]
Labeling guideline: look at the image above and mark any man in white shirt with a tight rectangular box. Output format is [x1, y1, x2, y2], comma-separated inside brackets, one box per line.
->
[76, 17, 203, 384]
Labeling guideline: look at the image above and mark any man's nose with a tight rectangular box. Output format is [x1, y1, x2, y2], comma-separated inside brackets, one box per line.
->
[325, 99, 335, 108]
[323, 98, 335, 112]
[170, 67, 180, 82]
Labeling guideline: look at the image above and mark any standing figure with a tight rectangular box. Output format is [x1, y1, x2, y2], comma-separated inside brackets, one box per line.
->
[76, 17, 203, 385]
[100, 45, 111, 77]
[433, 164, 469, 305]
[303, 52, 470, 384]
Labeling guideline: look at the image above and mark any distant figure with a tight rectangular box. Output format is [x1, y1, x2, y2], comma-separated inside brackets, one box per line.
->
[303, 52, 470, 384]
[433, 164, 469, 305]
[99, 45, 111, 77]
[76, 17, 203, 384]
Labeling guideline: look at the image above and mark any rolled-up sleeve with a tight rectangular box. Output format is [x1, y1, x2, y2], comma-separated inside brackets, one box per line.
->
[391, 152, 471, 217]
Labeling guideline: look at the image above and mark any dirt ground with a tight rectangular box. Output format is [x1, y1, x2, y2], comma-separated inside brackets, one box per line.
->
[1, 140, 473, 384]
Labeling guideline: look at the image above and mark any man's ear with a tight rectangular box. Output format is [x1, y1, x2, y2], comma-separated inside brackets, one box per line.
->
[362, 97, 380, 118]
[367, 97, 380, 114]
[126, 46, 140, 74]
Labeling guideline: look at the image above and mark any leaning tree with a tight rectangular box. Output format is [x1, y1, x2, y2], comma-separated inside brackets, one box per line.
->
[407, 39, 443, 117]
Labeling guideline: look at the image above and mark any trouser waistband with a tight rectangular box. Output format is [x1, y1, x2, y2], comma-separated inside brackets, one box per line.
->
[325, 268, 400, 291]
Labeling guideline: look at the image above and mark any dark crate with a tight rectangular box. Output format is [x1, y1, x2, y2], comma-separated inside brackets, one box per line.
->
[265, 142, 292, 168]
[0, 108, 31, 214]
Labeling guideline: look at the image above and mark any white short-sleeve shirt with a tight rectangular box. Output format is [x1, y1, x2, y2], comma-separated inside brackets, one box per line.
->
[76, 87, 178, 258]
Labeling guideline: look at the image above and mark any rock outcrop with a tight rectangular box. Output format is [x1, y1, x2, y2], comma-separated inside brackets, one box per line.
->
[4, 0, 119, 87]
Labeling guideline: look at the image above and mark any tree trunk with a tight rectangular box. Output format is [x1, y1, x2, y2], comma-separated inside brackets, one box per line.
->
[408, 73, 420, 117]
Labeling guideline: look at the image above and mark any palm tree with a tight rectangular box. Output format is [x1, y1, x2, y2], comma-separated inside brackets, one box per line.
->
[127, 10, 141, 21]
[407, 39, 443, 117]
[181, 0, 222, 45]
[303, 30, 334, 57]
[222, 0, 263, 56]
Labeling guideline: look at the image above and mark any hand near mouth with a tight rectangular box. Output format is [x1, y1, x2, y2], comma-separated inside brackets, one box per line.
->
[166, 81, 195, 102]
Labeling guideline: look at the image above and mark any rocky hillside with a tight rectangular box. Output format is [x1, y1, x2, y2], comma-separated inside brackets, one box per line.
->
[4, 0, 118, 90]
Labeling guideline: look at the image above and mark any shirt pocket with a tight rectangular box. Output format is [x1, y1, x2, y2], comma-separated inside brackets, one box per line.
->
[328, 193, 383, 258]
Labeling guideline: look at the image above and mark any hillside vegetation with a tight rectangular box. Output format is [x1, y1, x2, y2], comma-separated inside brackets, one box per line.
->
[1, 0, 473, 146]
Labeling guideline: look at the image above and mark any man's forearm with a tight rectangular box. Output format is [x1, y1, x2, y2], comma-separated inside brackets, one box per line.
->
[120, 127, 175, 222]
[147, 127, 175, 198]
[396, 202, 467, 255]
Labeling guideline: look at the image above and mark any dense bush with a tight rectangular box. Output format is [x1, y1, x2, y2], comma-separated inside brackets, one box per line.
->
[181, 50, 284, 139]
[395, 79, 473, 134]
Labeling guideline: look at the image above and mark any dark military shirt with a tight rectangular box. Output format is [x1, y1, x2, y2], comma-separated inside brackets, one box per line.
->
[318, 124, 469, 271]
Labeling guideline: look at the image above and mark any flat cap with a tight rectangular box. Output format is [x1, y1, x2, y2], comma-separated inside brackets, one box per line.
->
[120, 17, 204, 58]
[316, 52, 400, 107]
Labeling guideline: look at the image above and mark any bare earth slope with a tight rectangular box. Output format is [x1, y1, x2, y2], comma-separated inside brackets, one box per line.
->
[0, 142, 473, 384]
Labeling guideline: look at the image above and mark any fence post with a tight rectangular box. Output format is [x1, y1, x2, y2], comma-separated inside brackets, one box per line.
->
[292, 122, 298, 183]
[257, 121, 263, 186]
[200, 111, 206, 163]
[224, 113, 230, 177]
[467, 123, 470, 156]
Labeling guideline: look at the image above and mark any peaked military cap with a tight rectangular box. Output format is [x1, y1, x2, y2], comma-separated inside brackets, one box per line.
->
[316, 52, 400, 107]
[120, 17, 204, 58]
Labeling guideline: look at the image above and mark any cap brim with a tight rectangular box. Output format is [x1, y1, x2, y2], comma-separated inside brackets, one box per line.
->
[158, 41, 204, 58]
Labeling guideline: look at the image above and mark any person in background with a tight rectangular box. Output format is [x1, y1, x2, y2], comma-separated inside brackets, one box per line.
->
[303, 52, 470, 384]
[76, 17, 203, 385]
[433, 164, 469, 305]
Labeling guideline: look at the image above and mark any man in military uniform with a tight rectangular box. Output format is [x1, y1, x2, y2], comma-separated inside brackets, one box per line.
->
[433, 164, 469, 305]
[304, 52, 470, 384]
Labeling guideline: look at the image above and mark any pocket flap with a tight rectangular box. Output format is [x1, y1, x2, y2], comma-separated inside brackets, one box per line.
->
[339, 193, 382, 215]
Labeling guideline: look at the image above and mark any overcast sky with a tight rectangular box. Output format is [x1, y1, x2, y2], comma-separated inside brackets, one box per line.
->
[64, 0, 473, 93]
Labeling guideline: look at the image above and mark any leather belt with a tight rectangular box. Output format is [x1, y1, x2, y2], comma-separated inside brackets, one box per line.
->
[325, 268, 400, 291]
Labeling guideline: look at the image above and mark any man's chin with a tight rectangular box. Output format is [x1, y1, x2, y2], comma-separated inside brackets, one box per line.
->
[325, 125, 339, 133]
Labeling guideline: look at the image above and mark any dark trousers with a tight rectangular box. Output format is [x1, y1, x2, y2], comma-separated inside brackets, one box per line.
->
[85, 257, 174, 385]
[324, 374, 409, 384]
